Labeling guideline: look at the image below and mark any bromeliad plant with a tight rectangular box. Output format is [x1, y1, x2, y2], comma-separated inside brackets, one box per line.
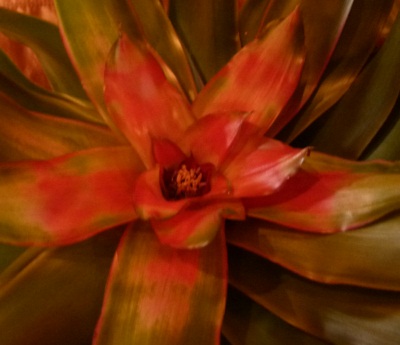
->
[1, 0, 400, 344]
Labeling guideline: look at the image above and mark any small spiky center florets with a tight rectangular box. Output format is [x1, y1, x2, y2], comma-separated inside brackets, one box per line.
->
[161, 159, 213, 200]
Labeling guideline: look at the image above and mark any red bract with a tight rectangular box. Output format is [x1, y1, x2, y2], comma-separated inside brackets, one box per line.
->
[104, 19, 308, 248]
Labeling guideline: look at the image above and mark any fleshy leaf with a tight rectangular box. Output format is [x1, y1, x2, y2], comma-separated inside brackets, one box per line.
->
[181, 112, 247, 167]
[308, 9, 400, 159]
[192, 7, 305, 133]
[225, 138, 310, 197]
[0, 94, 119, 162]
[228, 246, 400, 344]
[284, 0, 394, 142]
[0, 50, 102, 124]
[227, 216, 400, 291]
[246, 151, 400, 232]
[94, 222, 227, 345]
[104, 34, 194, 168]
[0, 229, 121, 345]
[222, 287, 327, 345]
[0, 8, 87, 99]
[127, 0, 197, 100]
[0, 147, 143, 246]
[152, 200, 245, 248]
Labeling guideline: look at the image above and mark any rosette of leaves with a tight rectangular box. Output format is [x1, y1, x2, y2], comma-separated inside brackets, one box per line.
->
[0, 0, 400, 344]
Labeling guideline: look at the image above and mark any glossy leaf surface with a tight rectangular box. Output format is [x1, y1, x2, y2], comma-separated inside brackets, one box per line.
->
[127, 0, 197, 100]
[0, 147, 143, 245]
[192, 8, 304, 133]
[309, 10, 400, 159]
[247, 152, 400, 232]
[104, 34, 194, 168]
[229, 246, 400, 344]
[227, 215, 400, 291]
[94, 222, 227, 345]
[284, 0, 394, 142]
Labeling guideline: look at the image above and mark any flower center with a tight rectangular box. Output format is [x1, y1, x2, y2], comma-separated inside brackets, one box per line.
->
[161, 159, 213, 200]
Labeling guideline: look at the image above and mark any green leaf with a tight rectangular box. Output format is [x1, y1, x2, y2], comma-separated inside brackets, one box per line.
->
[0, 244, 25, 275]
[307, 9, 400, 159]
[0, 8, 87, 99]
[365, 100, 400, 160]
[0, 146, 143, 245]
[228, 246, 400, 344]
[227, 215, 400, 291]
[284, 0, 394, 142]
[168, 0, 239, 82]
[94, 222, 227, 345]
[239, 0, 299, 45]
[0, 50, 103, 124]
[127, 0, 197, 100]
[0, 94, 119, 162]
[246, 151, 400, 232]
[0, 229, 121, 345]
[222, 287, 328, 345]
[268, 0, 353, 135]
[54, 0, 138, 136]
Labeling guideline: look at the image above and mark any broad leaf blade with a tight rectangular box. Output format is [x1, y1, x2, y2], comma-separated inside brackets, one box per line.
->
[192, 8, 304, 133]
[227, 216, 400, 291]
[127, 0, 197, 100]
[246, 152, 400, 232]
[94, 222, 227, 345]
[0, 94, 119, 162]
[308, 10, 400, 159]
[222, 287, 328, 345]
[228, 246, 400, 344]
[284, 0, 394, 142]
[0, 147, 143, 245]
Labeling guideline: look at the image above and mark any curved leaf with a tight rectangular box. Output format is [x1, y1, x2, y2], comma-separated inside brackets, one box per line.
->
[268, 0, 353, 136]
[246, 152, 400, 232]
[0, 94, 119, 162]
[228, 246, 400, 344]
[192, 7, 305, 134]
[0, 8, 87, 99]
[239, 0, 299, 45]
[0, 229, 121, 345]
[169, 0, 239, 82]
[308, 10, 400, 159]
[104, 34, 194, 168]
[94, 222, 227, 345]
[0, 50, 102, 124]
[222, 287, 328, 345]
[127, 0, 197, 100]
[227, 216, 400, 291]
[284, 0, 394, 142]
[0, 147, 143, 246]
[54, 0, 139, 137]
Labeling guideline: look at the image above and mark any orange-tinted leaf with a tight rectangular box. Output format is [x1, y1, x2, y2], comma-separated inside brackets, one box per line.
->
[94, 222, 227, 345]
[104, 34, 194, 168]
[0, 147, 143, 246]
[225, 138, 310, 197]
[192, 7, 304, 134]
[246, 151, 400, 232]
[152, 200, 245, 248]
